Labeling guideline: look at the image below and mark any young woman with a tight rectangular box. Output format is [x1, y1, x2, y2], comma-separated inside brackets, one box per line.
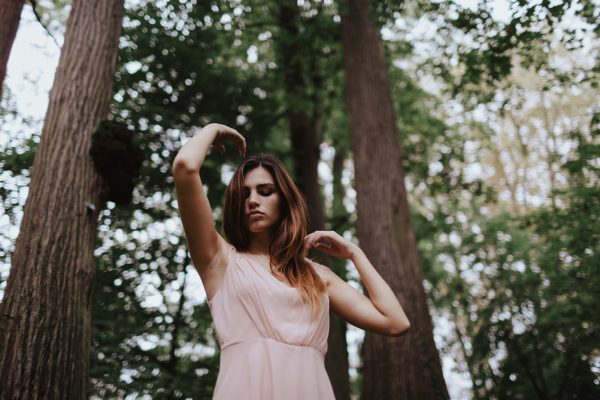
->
[172, 123, 410, 399]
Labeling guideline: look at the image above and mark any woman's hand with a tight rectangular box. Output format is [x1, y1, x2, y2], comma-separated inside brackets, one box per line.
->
[305, 231, 359, 260]
[205, 123, 246, 158]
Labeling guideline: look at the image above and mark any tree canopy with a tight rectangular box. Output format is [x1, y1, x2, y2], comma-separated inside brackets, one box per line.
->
[1, 0, 599, 398]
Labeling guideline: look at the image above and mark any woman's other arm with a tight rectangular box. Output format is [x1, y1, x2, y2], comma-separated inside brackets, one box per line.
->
[172, 123, 245, 299]
[306, 231, 410, 336]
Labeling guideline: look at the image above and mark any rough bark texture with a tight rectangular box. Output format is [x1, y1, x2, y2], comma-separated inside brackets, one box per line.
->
[0, 0, 25, 98]
[276, 2, 350, 398]
[340, 0, 450, 398]
[0, 1, 124, 398]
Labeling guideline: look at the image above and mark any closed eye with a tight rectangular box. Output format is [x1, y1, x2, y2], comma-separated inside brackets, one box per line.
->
[243, 184, 276, 198]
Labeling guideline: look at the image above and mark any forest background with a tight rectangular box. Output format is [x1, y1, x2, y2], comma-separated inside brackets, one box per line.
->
[0, 0, 599, 399]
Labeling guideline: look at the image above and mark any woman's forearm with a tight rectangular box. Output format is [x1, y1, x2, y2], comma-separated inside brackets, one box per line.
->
[173, 126, 217, 172]
[350, 247, 410, 329]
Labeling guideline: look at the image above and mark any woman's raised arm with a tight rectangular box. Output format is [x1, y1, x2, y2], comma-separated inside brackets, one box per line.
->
[172, 123, 245, 299]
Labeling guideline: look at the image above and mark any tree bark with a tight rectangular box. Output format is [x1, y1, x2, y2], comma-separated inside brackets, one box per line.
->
[0, 1, 124, 398]
[0, 0, 25, 98]
[275, 2, 350, 398]
[340, 0, 449, 398]
[276, 0, 324, 229]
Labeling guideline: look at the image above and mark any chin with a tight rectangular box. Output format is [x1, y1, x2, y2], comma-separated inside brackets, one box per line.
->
[247, 223, 273, 234]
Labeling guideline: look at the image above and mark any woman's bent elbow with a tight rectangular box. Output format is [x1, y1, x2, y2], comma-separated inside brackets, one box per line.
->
[172, 158, 196, 175]
[388, 320, 411, 337]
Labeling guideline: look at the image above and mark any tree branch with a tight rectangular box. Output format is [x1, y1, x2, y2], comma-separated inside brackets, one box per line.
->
[28, 0, 60, 47]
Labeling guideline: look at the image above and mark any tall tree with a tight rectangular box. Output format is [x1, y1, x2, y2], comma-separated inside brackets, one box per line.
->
[0, 0, 124, 398]
[340, 0, 449, 398]
[274, 1, 350, 397]
[0, 0, 25, 98]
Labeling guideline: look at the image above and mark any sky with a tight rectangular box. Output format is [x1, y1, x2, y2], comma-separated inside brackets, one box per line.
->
[0, 2, 524, 398]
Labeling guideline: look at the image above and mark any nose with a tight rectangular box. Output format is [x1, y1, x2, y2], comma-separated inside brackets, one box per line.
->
[247, 190, 259, 207]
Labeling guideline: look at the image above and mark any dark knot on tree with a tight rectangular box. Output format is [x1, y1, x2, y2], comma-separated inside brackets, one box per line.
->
[89, 120, 143, 206]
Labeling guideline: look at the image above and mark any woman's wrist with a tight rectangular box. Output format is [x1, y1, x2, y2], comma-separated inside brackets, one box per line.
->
[348, 244, 363, 261]
[174, 126, 218, 171]
[195, 124, 219, 142]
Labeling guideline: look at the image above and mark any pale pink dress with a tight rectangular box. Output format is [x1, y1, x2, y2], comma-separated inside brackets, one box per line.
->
[207, 243, 335, 399]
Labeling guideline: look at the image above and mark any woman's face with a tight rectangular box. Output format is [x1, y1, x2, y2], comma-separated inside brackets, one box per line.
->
[243, 166, 282, 234]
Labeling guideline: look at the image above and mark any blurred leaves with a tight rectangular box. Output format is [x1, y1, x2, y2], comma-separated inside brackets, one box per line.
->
[2, 0, 600, 398]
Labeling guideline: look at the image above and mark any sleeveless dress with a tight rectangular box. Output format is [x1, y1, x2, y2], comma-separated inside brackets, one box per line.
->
[207, 244, 335, 399]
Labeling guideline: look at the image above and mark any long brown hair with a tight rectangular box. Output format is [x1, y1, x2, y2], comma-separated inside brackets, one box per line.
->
[222, 154, 326, 314]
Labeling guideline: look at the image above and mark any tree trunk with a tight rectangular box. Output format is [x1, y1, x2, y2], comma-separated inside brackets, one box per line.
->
[327, 138, 352, 398]
[275, 0, 323, 228]
[340, 0, 449, 398]
[0, 1, 124, 398]
[276, 2, 350, 398]
[0, 0, 25, 98]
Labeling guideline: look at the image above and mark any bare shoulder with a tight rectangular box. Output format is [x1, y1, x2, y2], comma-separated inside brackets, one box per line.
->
[305, 258, 336, 286]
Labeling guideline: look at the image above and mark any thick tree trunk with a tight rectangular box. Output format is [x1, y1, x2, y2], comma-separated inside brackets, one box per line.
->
[0, 0, 25, 98]
[276, 0, 323, 228]
[276, 2, 350, 398]
[326, 140, 352, 399]
[340, 0, 449, 399]
[0, 1, 124, 398]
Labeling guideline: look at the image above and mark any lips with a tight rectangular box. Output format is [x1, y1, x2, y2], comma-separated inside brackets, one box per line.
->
[248, 211, 264, 217]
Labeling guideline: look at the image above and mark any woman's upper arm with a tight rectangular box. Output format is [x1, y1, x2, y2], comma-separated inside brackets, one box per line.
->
[172, 162, 228, 272]
[313, 262, 405, 336]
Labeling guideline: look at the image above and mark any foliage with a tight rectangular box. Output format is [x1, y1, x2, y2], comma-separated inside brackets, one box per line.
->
[2, 0, 599, 398]
[409, 77, 600, 400]
[382, 2, 600, 398]
[90, 232, 219, 398]
[414, 0, 600, 102]
[89, 0, 349, 397]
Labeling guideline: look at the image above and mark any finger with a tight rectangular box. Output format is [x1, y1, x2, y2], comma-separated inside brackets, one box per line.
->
[314, 242, 332, 253]
[310, 231, 326, 244]
[238, 136, 247, 158]
[305, 236, 313, 249]
[308, 232, 317, 246]
[304, 235, 313, 249]
[241, 140, 247, 158]
[310, 232, 325, 248]
[228, 132, 246, 158]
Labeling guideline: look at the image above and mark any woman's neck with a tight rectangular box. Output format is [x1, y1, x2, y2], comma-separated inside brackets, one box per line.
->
[247, 232, 271, 255]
